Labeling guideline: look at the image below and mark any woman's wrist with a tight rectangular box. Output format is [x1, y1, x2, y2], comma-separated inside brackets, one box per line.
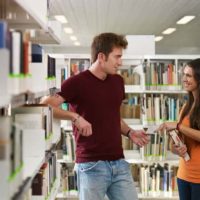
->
[176, 122, 181, 131]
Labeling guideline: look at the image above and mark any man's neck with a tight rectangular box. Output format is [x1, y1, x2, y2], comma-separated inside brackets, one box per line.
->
[89, 63, 107, 80]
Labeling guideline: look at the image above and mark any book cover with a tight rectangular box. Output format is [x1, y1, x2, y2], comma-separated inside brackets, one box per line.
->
[169, 130, 190, 161]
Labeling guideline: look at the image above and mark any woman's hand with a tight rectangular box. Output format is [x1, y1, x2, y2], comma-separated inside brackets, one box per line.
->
[171, 143, 188, 158]
[157, 122, 177, 132]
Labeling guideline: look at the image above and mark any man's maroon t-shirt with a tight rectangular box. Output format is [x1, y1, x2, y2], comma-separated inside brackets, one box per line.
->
[58, 70, 125, 163]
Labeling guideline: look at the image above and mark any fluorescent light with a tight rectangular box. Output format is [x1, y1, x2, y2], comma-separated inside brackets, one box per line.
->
[54, 15, 68, 24]
[177, 16, 195, 24]
[64, 27, 73, 34]
[162, 28, 176, 35]
[155, 36, 163, 42]
[74, 41, 80, 46]
[70, 36, 77, 41]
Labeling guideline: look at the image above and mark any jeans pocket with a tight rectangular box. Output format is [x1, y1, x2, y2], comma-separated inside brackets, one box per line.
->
[79, 161, 100, 172]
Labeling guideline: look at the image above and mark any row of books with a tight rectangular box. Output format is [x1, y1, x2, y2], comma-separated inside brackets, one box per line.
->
[123, 131, 171, 162]
[143, 61, 183, 90]
[55, 58, 69, 89]
[117, 60, 191, 92]
[12, 104, 53, 149]
[142, 94, 186, 125]
[0, 21, 46, 75]
[15, 152, 60, 200]
[131, 163, 178, 196]
[0, 117, 24, 200]
[119, 70, 140, 85]
[59, 163, 77, 193]
[0, 20, 61, 96]
[120, 104, 141, 119]
[0, 104, 60, 200]
[141, 132, 169, 161]
[122, 135, 140, 151]
[32, 152, 57, 197]
[61, 131, 76, 162]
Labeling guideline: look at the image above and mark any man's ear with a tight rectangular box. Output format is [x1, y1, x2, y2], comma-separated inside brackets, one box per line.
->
[97, 52, 105, 62]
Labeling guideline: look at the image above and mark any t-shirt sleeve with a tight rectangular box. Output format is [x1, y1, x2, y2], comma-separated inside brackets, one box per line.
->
[57, 75, 80, 104]
[119, 75, 125, 100]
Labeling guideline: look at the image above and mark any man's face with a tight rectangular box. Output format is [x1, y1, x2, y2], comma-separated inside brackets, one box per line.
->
[103, 47, 123, 75]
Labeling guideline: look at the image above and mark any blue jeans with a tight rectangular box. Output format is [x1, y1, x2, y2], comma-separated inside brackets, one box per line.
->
[177, 178, 200, 200]
[74, 159, 138, 200]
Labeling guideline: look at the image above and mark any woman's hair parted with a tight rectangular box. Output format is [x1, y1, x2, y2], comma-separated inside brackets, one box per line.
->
[180, 58, 200, 129]
[91, 32, 128, 63]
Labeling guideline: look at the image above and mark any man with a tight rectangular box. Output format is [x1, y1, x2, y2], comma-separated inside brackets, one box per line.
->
[42, 32, 149, 200]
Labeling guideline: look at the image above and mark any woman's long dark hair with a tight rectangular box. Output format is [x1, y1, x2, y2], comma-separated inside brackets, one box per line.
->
[179, 58, 200, 130]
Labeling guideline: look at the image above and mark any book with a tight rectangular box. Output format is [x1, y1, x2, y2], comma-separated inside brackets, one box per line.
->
[169, 130, 190, 161]
[31, 44, 42, 63]
[0, 20, 8, 48]
[11, 31, 23, 74]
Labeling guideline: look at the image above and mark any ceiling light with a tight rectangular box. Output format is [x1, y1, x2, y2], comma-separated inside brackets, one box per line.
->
[177, 16, 195, 24]
[74, 41, 80, 46]
[54, 15, 68, 24]
[70, 36, 77, 41]
[162, 28, 176, 35]
[64, 27, 73, 34]
[155, 36, 163, 42]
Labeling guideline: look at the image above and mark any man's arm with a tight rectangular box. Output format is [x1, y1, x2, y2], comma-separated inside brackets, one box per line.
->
[120, 119, 149, 147]
[120, 118, 132, 137]
[41, 94, 78, 121]
[41, 94, 92, 136]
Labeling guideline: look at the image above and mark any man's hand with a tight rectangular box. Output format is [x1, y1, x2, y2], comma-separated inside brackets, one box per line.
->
[129, 130, 149, 147]
[73, 116, 92, 137]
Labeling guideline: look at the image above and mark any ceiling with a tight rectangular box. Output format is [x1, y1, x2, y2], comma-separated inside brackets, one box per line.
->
[47, 0, 200, 55]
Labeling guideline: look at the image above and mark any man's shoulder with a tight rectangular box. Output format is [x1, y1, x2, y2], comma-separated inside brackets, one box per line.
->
[111, 74, 124, 82]
[68, 70, 89, 81]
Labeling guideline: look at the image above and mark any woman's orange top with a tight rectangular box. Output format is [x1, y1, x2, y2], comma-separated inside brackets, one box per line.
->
[177, 115, 200, 183]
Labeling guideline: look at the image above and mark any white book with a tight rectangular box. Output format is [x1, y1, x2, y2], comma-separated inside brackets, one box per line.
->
[13, 105, 53, 137]
[15, 113, 43, 129]
[12, 31, 22, 74]
[0, 117, 11, 200]
[23, 129, 45, 158]
[0, 49, 10, 105]
[169, 130, 190, 161]
[154, 97, 160, 124]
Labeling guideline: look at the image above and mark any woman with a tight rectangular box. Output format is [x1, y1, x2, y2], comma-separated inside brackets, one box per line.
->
[158, 58, 200, 200]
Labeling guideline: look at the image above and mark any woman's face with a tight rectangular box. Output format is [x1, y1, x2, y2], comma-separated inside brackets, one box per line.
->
[182, 65, 198, 93]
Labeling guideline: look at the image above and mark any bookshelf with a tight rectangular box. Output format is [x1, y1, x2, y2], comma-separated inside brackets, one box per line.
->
[43, 54, 200, 200]
[120, 55, 200, 200]
[50, 54, 195, 200]
[120, 55, 200, 126]
[4, 0, 61, 44]
[0, 1, 62, 200]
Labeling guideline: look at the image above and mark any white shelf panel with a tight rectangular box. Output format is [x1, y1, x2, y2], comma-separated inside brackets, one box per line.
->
[125, 85, 143, 93]
[56, 192, 78, 199]
[56, 192, 178, 200]
[57, 159, 74, 164]
[23, 156, 45, 180]
[0, 96, 10, 108]
[4, 0, 60, 44]
[123, 118, 141, 125]
[138, 192, 179, 200]
[14, 0, 47, 29]
[144, 90, 186, 94]
[124, 150, 179, 165]
[124, 86, 187, 94]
